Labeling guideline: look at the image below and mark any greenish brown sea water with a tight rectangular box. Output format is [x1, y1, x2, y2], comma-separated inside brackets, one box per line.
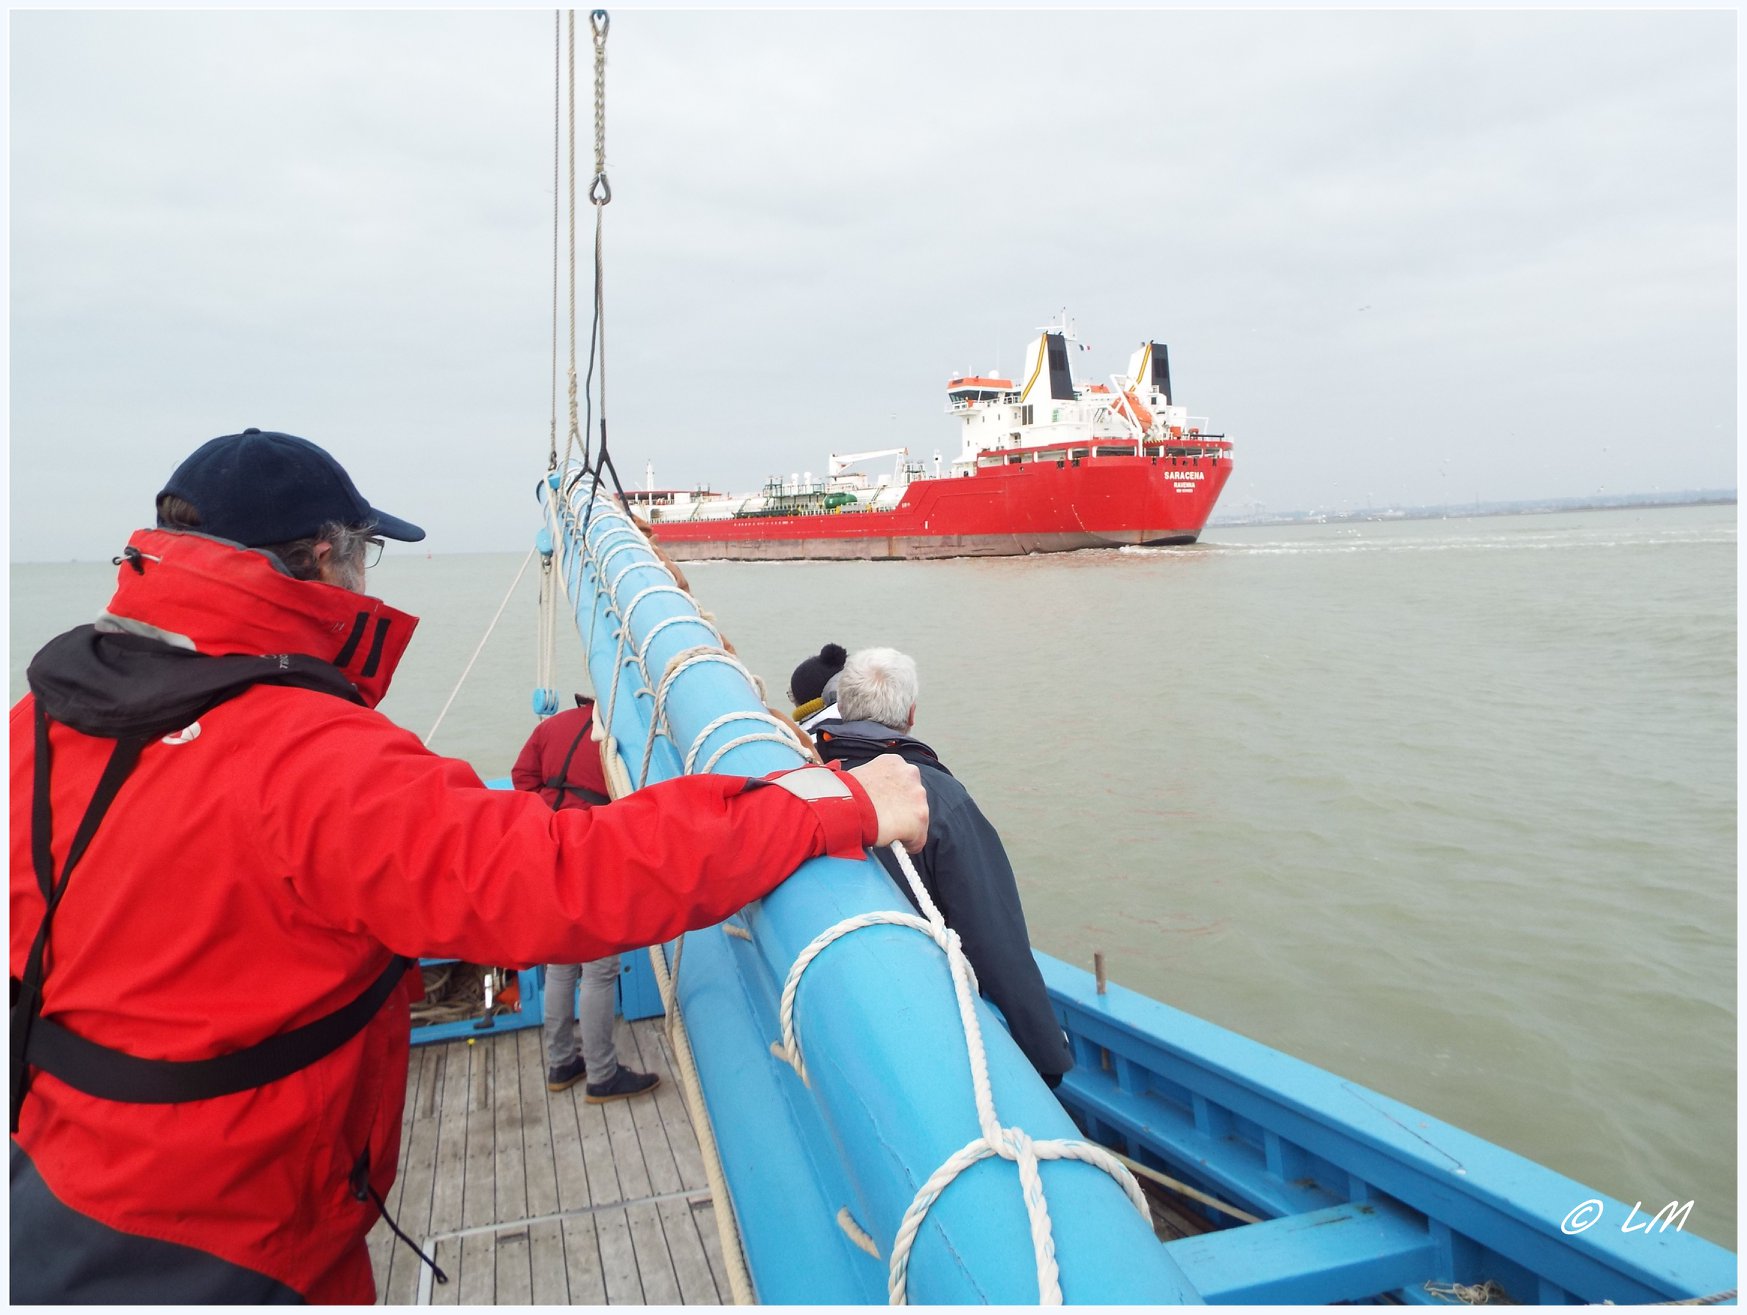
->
[9, 504, 1736, 1246]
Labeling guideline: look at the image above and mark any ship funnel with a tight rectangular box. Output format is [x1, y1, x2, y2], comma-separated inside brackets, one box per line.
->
[1127, 341, 1173, 405]
[1019, 332, 1076, 404]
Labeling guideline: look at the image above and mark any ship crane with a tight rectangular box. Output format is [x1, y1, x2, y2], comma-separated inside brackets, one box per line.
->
[828, 446, 912, 485]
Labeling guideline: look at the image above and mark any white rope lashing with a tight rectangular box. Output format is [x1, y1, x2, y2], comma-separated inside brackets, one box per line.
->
[773, 841, 1150, 1305]
[638, 647, 767, 786]
[602, 541, 664, 589]
[683, 710, 805, 774]
[637, 612, 721, 672]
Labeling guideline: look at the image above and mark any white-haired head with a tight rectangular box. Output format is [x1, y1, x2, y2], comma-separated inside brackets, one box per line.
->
[835, 647, 918, 731]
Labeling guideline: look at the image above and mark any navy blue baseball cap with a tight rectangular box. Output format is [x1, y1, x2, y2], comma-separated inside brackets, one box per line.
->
[158, 429, 425, 546]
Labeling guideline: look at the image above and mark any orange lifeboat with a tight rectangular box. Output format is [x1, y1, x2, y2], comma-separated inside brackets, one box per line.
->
[1115, 388, 1153, 432]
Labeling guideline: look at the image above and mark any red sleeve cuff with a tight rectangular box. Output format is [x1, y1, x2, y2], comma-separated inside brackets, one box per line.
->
[759, 763, 878, 860]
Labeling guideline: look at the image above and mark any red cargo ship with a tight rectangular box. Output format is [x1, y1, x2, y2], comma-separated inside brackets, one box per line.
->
[633, 324, 1233, 561]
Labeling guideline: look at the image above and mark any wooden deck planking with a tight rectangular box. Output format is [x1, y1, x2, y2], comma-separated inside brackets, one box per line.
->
[377, 1043, 446, 1303]
[639, 1025, 711, 1193]
[372, 1018, 732, 1305]
[560, 1213, 608, 1305]
[527, 1217, 569, 1305]
[658, 1196, 723, 1304]
[693, 1196, 735, 1301]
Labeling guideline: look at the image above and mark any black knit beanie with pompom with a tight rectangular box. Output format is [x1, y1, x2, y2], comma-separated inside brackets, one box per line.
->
[789, 643, 848, 707]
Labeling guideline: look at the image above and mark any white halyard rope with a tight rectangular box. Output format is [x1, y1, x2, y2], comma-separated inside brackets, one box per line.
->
[773, 842, 1150, 1304]
[424, 547, 537, 747]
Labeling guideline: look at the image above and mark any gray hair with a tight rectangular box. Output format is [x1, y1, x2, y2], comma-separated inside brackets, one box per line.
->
[835, 647, 919, 730]
[157, 492, 370, 588]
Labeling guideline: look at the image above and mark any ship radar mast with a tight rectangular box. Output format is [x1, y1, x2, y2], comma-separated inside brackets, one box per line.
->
[1034, 308, 1082, 348]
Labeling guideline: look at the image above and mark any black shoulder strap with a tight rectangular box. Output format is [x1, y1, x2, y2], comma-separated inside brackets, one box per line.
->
[12, 705, 148, 1131]
[544, 712, 611, 808]
[11, 704, 413, 1126]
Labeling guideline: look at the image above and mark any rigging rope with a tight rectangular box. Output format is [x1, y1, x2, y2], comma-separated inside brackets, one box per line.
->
[543, 30, 760, 1290]
[425, 547, 538, 747]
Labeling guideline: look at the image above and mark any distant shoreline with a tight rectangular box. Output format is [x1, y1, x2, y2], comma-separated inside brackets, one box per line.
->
[11, 496, 1735, 565]
[1208, 493, 1737, 530]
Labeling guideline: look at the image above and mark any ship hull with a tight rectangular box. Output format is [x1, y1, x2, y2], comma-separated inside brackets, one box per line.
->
[648, 453, 1231, 561]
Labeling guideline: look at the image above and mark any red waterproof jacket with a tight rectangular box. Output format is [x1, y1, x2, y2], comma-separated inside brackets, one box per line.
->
[9, 529, 875, 1302]
[512, 703, 612, 809]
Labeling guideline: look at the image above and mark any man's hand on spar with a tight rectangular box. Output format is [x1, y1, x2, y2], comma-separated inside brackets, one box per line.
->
[846, 753, 929, 854]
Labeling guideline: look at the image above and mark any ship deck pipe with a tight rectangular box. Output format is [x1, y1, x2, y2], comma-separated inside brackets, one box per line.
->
[542, 468, 1200, 1304]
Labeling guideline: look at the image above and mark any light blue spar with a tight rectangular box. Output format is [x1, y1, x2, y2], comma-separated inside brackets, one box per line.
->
[540, 465, 1196, 1304]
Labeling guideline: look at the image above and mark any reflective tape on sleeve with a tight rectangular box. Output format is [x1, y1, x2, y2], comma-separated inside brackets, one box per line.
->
[768, 766, 854, 803]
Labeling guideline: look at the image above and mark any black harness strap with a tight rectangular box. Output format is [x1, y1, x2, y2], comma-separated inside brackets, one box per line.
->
[545, 709, 612, 807]
[11, 704, 414, 1128]
[12, 707, 148, 1132]
[25, 952, 413, 1106]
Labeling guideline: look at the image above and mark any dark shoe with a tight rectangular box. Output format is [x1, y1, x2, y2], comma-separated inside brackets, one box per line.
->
[585, 1067, 660, 1104]
[546, 1056, 587, 1092]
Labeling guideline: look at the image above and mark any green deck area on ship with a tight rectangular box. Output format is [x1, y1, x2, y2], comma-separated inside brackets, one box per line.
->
[368, 1019, 733, 1305]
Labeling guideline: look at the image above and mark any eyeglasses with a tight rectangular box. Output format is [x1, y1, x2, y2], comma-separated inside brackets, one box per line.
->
[363, 537, 385, 569]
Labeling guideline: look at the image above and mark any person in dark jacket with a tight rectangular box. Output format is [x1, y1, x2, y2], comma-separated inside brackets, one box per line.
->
[511, 696, 659, 1103]
[812, 646, 1073, 1087]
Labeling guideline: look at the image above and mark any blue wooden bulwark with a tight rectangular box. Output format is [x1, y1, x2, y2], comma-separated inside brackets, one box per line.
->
[1039, 952, 1737, 1305]
[617, 947, 665, 1021]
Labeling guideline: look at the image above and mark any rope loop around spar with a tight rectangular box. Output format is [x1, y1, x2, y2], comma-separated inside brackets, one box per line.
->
[638, 646, 762, 787]
[767, 836, 1149, 1304]
[606, 555, 673, 597]
[772, 909, 966, 1087]
[597, 538, 659, 584]
[683, 709, 805, 774]
[637, 613, 722, 675]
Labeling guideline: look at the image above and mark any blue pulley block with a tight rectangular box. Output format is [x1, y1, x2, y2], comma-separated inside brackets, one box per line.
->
[531, 687, 560, 717]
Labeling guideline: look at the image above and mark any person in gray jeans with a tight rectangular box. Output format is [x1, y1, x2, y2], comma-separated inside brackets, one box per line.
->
[541, 957, 657, 1100]
[514, 698, 660, 1103]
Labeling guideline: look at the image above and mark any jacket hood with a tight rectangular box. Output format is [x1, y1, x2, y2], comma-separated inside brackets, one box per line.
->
[27, 529, 418, 731]
[28, 629, 364, 739]
[812, 719, 950, 775]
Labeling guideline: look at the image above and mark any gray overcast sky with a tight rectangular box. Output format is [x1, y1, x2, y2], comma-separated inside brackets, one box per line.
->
[9, 7, 1737, 559]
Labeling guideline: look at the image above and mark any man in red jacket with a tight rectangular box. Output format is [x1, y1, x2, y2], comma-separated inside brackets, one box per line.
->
[511, 696, 660, 1102]
[9, 429, 927, 1303]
